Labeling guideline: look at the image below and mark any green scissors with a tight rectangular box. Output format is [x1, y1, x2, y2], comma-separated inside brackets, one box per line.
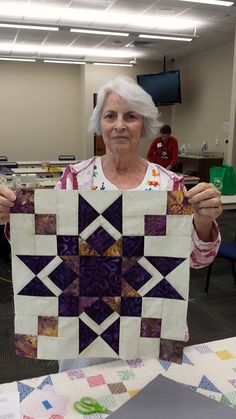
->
[74, 396, 111, 415]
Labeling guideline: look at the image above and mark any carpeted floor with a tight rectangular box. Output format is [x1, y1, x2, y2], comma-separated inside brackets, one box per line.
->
[0, 210, 235, 384]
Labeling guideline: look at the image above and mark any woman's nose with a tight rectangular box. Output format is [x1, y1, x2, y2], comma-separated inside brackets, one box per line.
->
[114, 117, 125, 131]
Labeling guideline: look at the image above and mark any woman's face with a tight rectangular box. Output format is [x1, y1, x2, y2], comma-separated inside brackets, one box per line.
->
[100, 92, 144, 155]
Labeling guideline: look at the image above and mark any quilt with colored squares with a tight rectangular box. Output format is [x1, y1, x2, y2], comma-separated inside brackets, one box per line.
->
[10, 189, 192, 363]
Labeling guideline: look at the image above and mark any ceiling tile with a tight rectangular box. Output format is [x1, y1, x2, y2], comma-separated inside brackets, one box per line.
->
[15, 29, 49, 43]
[145, 4, 189, 16]
[0, 0, 235, 61]
[107, 0, 156, 13]
[70, 0, 113, 10]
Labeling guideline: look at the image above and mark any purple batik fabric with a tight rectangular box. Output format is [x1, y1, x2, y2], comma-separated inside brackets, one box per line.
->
[17, 256, 55, 274]
[57, 235, 79, 256]
[35, 214, 57, 235]
[48, 262, 78, 290]
[145, 215, 166, 236]
[122, 263, 151, 291]
[79, 256, 122, 296]
[120, 297, 142, 317]
[86, 226, 116, 255]
[79, 195, 99, 232]
[19, 277, 54, 296]
[59, 295, 80, 316]
[11, 189, 35, 214]
[140, 318, 162, 338]
[84, 298, 114, 324]
[145, 278, 184, 300]
[122, 236, 144, 257]
[10, 189, 191, 362]
[79, 320, 98, 353]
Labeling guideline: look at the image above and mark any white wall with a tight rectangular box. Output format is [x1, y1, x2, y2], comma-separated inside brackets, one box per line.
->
[0, 40, 235, 164]
[228, 29, 236, 168]
[0, 59, 170, 161]
[172, 41, 234, 156]
[0, 62, 83, 160]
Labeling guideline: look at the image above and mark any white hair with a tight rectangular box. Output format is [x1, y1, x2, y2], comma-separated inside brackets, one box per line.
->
[88, 76, 160, 137]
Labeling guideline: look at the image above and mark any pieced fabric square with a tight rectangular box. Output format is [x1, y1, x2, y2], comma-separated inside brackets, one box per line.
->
[10, 189, 192, 363]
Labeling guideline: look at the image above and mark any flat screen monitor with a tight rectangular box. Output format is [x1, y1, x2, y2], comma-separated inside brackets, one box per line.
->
[137, 70, 181, 106]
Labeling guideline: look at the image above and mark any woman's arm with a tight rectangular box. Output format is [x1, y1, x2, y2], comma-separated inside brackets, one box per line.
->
[186, 183, 222, 268]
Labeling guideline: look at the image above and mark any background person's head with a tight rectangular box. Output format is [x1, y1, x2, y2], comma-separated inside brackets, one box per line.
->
[88, 76, 159, 138]
[159, 124, 172, 144]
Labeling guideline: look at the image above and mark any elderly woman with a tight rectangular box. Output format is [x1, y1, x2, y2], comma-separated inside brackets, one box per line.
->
[0, 76, 222, 372]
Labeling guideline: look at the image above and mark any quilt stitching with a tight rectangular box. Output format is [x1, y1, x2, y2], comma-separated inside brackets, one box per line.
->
[11, 189, 192, 363]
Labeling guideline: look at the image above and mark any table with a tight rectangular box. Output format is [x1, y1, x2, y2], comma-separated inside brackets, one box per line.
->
[221, 195, 236, 210]
[183, 175, 200, 186]
[11, 167, 66, 177]
[0, 337, 236, 417]
[38, 179, 59, 188]
[16, 160, 79, 167]
[178, 155, 224, 183]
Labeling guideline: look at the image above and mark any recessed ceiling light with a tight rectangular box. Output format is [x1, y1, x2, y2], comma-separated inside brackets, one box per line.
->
[0, 57, 36, 62]
[0, 23, 59, 31]
[139, 34, 192, 41]
[180, 0, 234, 6]
[159, 8, 174, 13]
[70, 28, 129, 36]
[44, 60, 86, 65]
[93, 62, 133, 67]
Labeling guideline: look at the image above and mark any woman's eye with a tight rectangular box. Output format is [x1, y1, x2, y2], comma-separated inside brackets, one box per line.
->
[126, 113, 137, 120]
[104, 113, 114, 119]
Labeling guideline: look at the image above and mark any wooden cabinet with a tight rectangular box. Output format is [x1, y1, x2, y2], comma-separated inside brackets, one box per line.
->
[94, 134, 106, 156]
[93, 93, 106, 156]
[178, 155, 223, 182]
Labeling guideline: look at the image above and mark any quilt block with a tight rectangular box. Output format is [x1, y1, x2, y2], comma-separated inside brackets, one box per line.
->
[10, 189, 192, 363]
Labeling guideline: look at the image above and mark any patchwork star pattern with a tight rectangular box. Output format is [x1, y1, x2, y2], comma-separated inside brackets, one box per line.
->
[10, 189, 192, 362]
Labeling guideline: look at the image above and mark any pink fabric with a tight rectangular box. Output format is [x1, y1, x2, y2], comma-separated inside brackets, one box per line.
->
[55, 157, 221, 270]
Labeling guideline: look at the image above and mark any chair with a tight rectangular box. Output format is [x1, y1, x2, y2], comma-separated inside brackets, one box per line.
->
[58, 154, 76, 161]
[205, 240, 236, 294]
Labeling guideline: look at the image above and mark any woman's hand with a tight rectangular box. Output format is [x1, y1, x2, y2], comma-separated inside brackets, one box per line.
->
[186, 182, 222, 242]
[0, 185, 16, 224]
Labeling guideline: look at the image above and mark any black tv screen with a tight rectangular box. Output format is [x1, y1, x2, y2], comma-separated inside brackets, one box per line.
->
[137, 70, 181, 106]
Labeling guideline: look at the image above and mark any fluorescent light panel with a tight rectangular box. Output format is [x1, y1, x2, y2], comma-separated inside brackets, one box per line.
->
[93, 62, 133, 67]
[44, 60, 86, 65]
[139, 34, 192, 42]
[180, 0, 234, 6]
[0, 42, 136, 59]
[70, 28, 129, 36]
[0, 57, 35, 62]
[0, 23, 58, 31]
[0, 3, 201, 30]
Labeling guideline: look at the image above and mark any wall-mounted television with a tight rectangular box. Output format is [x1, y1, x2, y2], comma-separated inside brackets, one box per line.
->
[137, 70, 181, 106]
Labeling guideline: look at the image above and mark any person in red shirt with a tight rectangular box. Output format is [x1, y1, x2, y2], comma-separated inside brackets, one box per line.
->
[147, 124, 178, 171]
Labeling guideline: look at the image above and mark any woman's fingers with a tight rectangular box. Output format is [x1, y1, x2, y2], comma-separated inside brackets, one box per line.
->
[0, 185, 16, 224]
[186, 182, 222, 225]
[0, 195, 16, 210]
[192, 197, 221, 210]
[0, 185, 16, 203]
[186, 183, 221, 205]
